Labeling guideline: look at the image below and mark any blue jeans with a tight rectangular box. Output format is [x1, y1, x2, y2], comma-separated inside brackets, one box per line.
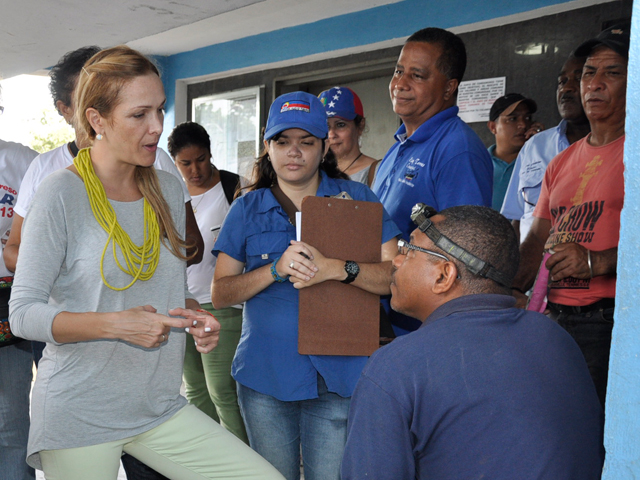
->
[0, 340, 35, 480]
[237, 375, 350, 480]
[549, 304, 614, 408]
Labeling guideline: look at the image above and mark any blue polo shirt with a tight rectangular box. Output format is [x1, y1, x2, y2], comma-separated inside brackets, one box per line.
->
[214, 172, 400, 401]
[373, 106, 492, 241]
[342, 294, 604, 480]
[373, 106, 492, 332]
[488, 144, 517, 211]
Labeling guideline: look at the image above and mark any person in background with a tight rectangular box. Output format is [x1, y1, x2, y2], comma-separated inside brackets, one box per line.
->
[486, 93, 542, 211]
[341, 205, 604, 480]
[8, 45, 282, 480]
[167, 121, 248, 444]
[0, 91, 39, 480]
[372, 26, 492, 335]
[319, 86, 379, 187]
[212, 91, 400, 480]
[511, 24, 629, 407]
[501, 54, 590, 242]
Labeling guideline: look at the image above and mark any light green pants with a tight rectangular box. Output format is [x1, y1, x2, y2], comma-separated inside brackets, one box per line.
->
[183, 304, 248, 444]
[39, 404, 283, 480]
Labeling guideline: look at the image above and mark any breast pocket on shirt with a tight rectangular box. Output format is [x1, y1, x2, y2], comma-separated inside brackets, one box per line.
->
[520, 169, 544, 211]
[246, 230, 291, 268]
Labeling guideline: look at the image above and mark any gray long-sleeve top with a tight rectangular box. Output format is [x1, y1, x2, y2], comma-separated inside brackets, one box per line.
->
[9, 169, 191, 469]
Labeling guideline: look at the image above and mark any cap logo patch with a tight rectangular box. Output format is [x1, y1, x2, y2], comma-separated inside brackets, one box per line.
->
[612, 29, 623, 35]
[281, 101, 310, 113]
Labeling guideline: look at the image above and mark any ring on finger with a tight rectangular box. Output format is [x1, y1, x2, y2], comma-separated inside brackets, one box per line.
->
[161, 333, 166, 342]
[289, 261, 295, 269]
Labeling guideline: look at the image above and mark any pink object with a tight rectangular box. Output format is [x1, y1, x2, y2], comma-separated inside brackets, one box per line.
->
[527, 252, 552, 313]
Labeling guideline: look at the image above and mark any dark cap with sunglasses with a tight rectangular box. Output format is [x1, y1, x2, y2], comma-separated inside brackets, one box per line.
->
[409, 203, 511, 288]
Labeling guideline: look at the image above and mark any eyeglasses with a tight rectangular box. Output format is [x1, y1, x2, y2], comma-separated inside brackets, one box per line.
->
[397, 238, 450, 261]
[520, 188, 536, 207]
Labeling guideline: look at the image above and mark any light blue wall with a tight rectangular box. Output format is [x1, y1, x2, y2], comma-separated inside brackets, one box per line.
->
[157, 0, 576, 146]
[601, 2, 640, 478]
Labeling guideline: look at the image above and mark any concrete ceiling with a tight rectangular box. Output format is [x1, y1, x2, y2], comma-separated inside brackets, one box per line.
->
[1, 0, 401, 79]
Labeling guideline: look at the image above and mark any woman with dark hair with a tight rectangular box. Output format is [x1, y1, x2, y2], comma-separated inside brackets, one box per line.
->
[8, 45, 282, 480]
[318, 86, 379, 186]
[212, 91, 399, 480]
[167, 121, 248, 444]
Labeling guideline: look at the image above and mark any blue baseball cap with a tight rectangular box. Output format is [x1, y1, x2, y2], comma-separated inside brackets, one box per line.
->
[264, 91, 328, 141]
[318, 86, 364, 120]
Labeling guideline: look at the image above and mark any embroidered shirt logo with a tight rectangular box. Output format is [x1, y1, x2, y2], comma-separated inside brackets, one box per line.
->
[403, 156, 425, 182]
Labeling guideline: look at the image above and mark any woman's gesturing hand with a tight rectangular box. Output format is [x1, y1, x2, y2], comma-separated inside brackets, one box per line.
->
[116, 305, 192, 348]
[170, 307, 221, 354]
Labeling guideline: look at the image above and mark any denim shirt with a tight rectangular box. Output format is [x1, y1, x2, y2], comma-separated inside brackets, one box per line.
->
[214, 172, 400, 401]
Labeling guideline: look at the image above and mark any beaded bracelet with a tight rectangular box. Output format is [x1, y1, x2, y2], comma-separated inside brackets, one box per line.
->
[196, 309, 215, 317]
[271, 256, 288, 283]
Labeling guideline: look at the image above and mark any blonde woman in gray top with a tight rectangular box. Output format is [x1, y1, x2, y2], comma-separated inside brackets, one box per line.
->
[8, 46, 282, 480]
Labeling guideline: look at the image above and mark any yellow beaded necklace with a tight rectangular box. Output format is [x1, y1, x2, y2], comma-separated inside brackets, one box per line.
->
[73, 148, 160, 290]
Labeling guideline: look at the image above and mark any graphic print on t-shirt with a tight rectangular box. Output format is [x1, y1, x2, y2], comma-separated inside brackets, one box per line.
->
[545, 155, 607, 290]
[0, 183, 17, 222]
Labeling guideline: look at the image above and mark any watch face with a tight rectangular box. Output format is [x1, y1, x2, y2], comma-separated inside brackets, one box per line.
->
[343, 261, 359, 284]
[345, 261, 359, 276]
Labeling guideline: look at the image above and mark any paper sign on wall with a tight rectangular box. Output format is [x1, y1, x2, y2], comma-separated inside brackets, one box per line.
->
[457, 76, 506, 123]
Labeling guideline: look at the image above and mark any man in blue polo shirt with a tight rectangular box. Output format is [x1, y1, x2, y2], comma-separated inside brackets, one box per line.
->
[342, 205, 604, 480]
[373, 27, 492, 333]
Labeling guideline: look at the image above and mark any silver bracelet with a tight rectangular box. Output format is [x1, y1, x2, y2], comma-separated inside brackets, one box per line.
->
[587, 249, 593, 278]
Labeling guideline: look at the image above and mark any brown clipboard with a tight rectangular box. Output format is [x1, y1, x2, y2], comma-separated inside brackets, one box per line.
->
[298, 195, 382, 356]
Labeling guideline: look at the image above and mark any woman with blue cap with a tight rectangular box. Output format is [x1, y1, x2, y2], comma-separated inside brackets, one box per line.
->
[318, 86, 379, 186]
[212, 91, 400, 480]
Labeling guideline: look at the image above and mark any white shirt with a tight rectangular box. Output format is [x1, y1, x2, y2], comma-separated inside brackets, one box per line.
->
[187, 182, 231, 304]
[15, 144, 190, 218]
[0, 139, 38, 278]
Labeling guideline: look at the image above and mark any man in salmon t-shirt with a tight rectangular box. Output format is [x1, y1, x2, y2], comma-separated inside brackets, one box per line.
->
[511, 23, 629, 408]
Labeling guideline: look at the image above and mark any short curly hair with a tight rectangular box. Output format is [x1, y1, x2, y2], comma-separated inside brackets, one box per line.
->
[49, 46, 101, 112]
[434, 205, 519, 294]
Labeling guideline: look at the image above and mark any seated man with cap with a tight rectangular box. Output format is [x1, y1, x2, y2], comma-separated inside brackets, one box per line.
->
[341, 204, 604, 480]
[486, 93, 541, 210]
